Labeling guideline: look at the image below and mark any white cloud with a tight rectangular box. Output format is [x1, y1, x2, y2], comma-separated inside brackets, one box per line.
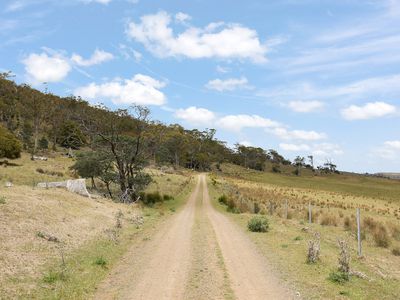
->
[175, 12, 191, 24]
[126, 11, 267, 63]
[74, 74, 166, 106]
[287, 100, 324, 113]
[238, 141, 253, 147]
[279, 142, 343, 160]
[312, 143, 343, 156]
[216, 65, 229, 73]
[341, 101, 396, 120]
[71, 49, 114, 66]
[269, 127, 327, 141]
[206, 77, 251, 92]
[22, 52, 71, 83]
[217, 114, 280, 132]
[174, 106, 216, 125]
[374, 140, 400, 159]
[279, 143, 310, 151]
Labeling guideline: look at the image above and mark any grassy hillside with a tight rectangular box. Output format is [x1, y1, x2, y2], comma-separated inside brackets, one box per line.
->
[218, 163, 400, 202]
[210, 165, 400, 299]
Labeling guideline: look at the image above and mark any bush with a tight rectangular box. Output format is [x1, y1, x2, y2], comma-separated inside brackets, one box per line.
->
[94, 257, 107, 267]
[226, 198, 240, 213]
[141, 191, 163, 206]
[373, 225, 391, 248]
[0, 196, 6, 204]
[320, 214, 338, 226]
[0, 125, 21, 159]
[39, 136, 49, 150]
[328, 271, 349, 284]
[248, 216, 269, 232]
[392, 247, 400, 256]
[218, 195, 228, 205]
[307, 233, 320, 264]
[43, 270, 66, 284]
[272, 165, 281, 173]
[163, 194, 174, 201]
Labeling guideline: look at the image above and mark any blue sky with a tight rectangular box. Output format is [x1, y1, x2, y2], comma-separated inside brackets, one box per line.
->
[1, 0, 399, 173]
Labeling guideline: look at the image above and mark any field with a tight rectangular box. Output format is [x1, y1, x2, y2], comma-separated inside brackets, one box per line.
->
[0, 152, 194, 299]
[210, 164, 400, 299]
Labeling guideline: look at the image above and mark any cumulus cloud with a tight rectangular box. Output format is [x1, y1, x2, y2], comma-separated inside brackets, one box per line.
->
[175, 12, 191, 24]
[22, 52, 71, 83]
[287, 100, 324, 113]
[374, 140, 400, 159]
[206, 77, 250, 92]
[269, 127, 327, 141]
[126, 11, 267, 63]
[71, 49, 114, 66]
[279, 143, 343, 162]
[174, 106, 216, 125]
[74, 74, 166, 106]
[341, 101, 396, 120]
[217, 114, 280, 132]
[279, 143, 310, 151]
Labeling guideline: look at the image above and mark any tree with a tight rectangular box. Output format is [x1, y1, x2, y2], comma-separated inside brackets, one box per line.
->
[294, 156, 305, 176]
[81, 105, 152, 202]
[57, 120, 86, 149]
[0, 125, 21, 159]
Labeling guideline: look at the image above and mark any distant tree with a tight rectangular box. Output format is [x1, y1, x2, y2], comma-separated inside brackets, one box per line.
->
[0, 125, 22, 159]
[294, 156, 305, 176]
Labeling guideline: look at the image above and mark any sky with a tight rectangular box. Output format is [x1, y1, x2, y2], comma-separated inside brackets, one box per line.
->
[0, 0, 399, 173]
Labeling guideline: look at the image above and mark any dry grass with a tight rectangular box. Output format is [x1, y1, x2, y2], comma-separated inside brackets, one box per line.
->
[210, 166, 400, 299]
[0, 185, 134, 297]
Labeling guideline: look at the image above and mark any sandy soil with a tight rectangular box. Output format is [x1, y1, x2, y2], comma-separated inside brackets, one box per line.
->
[94, 174, 294, 299]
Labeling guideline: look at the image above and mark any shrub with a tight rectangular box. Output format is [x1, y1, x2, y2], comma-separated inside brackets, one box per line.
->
[328, 271, 349, 284]
[392, 247, 400, 256]
[163, 194, 174, 201]
[43, 270, 66, 284]
[0, 196, 6, 204]
[320, 214, 338, 226]
[338, 240, 350, 275]
[248, 216, 269, 232]
[218, 195, 228, 205]
[142, 191, 163, 206]
[227, 198, 240, 213]
[253, 202, 260, 214]
[373, 225, 391, 248]
[39, 136, 49, 150]
[94, 257, 107, 267]
[363, 217, 377, 231]
[0, 125, 21, 159]
[307, 233, 320, 264]
[272, 165, 281, 173]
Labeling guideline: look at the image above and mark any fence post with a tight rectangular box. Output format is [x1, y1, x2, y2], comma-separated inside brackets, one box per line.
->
[308, 202, 312, 224]
[357, 208, 362, 257]
[285, 199, 288, 219]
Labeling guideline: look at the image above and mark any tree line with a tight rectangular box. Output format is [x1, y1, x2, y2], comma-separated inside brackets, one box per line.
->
[0, 73, 337, 201]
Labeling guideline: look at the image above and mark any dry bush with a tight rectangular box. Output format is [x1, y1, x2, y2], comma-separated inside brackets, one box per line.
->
[337, 239, 350, 274]
[373, 225, 391, 248]
[388, 223, 400, 241]
[343, 216, 355, 231]
[320, 214, 338, 226]
[363, 216, 378, 231]
[307, 232, 320, 264]
[392, 247, 400, 256]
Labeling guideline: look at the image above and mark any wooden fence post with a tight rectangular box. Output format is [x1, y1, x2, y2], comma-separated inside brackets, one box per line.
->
[285, 199, 288, 219]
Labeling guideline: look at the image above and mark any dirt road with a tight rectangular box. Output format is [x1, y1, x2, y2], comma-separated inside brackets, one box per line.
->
[94, 174, 294, 299]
